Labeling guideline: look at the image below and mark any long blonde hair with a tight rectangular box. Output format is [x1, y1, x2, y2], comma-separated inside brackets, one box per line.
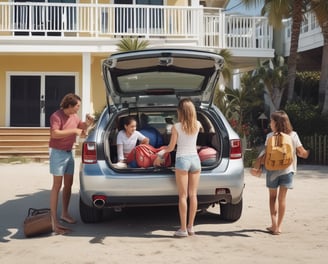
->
[177, 98, 198, 135]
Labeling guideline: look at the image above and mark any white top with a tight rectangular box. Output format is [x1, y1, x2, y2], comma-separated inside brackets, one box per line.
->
[116, 130, 146, 161]
[265, 131, 303, 178]
[174, 121, 201, 157]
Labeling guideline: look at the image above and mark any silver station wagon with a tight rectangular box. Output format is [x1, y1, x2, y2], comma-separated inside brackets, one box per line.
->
[79, 49, 244, 223]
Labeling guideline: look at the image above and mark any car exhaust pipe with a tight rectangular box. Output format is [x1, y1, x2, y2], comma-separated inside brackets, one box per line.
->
[92, 195, 107, 209]
[219, 199, 228, 204]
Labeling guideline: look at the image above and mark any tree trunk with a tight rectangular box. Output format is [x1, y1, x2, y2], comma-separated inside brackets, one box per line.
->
[287, 0, 303, 101]
[321, 21, 328, 114]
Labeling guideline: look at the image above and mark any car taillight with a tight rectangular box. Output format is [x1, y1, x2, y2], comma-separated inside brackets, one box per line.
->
[230, 139, 242, 159]
[82, 142, 97, 164]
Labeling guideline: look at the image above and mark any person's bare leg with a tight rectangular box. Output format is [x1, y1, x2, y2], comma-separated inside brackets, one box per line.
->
[50, 176, 70, 234]
[61, 173, 76, 224]
[268, 188, 278, 233]
[276, 186, 288, 234]
[187, 170, 200, 231]
[175, 169, 188, 232]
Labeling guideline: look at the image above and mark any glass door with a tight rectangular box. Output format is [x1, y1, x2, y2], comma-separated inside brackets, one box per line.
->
[10, 75, 75, 127]
[10, 75, 41, 127]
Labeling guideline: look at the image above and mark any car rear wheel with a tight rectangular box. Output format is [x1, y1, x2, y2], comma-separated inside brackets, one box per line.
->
[220, 198, 243, 222]
[79, 197, 103, 223]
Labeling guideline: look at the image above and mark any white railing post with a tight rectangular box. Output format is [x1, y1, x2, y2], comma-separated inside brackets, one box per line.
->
[146, 6, 149, 38]
[95, 3, 99, 37]
[251, 17, 255, 48]
[219, 10, 225, 48]
[28, 4, 32, 36]
[198, 7, 204, 46]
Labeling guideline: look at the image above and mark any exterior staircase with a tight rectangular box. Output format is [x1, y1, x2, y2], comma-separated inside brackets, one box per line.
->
[0, 127, 50, 162]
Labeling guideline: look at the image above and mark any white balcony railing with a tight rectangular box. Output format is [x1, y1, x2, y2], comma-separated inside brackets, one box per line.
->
[0, 2, 273, 50]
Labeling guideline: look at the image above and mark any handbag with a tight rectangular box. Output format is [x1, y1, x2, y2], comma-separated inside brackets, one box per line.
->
[23, 208, 53, 238]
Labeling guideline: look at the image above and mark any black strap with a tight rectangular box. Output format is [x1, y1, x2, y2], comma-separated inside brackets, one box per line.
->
[27, 208, 51, 217]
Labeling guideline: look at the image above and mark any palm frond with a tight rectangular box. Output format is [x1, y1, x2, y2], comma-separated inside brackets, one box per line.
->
[116, 38, 150, 52]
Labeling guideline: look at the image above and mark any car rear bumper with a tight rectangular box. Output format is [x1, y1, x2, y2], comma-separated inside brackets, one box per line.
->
[79, 159, 244, 208]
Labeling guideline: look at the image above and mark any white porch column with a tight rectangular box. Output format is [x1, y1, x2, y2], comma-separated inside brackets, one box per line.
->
[82, 52, 91, 120]
[233, 69, 240, 89]
[190, 0, 199, 6]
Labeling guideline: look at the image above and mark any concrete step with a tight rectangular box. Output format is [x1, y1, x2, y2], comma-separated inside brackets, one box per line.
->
[0, 127, 82, 162]
[0, 140, 49, 146]
[0, 134, 49, 140]
[0, 127, 50, 162]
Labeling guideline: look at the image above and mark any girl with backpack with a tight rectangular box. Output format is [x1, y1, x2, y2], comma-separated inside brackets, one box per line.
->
[265, 110, 309, 235]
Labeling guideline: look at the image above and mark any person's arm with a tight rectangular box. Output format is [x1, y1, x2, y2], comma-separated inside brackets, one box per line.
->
[78, 114, 95, 130]
[296, 146, 310, 159]
[117, 144, 125, 162]
[140, 137, 150, 145]
[116, 131, 126, 162]
[153, 126, 177, 166]
[137, 131, 150, 145]
[165, 125, 178, 153]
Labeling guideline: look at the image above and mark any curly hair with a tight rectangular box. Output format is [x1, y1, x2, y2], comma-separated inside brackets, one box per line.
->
[60, 93, 81, 109]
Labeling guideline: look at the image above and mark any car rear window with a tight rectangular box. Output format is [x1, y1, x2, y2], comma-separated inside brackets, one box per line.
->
[117, 72, 205, 93]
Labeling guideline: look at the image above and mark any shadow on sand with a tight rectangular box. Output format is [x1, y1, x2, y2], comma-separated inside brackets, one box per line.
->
[0, 190, 267, 243]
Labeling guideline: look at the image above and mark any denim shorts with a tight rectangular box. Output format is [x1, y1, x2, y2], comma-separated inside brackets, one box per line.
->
[175, 154, 201, 172]
[266, 171, 294, 189]
[49, 148, 75, 176]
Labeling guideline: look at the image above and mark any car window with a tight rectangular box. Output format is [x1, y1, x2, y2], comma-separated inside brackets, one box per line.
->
[117, 72, 205, 92]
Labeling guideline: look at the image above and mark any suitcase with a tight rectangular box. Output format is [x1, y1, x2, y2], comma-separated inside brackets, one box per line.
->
[23, 208, 53, 238]
[198, 147, 217, 166]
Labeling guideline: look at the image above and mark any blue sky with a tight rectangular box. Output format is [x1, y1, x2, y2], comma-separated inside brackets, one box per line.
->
[225, 0, 262, 16]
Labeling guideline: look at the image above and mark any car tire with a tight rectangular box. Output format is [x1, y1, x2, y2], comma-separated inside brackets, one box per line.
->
[79, 197, 103, 223]
[220, 198, 243, 222]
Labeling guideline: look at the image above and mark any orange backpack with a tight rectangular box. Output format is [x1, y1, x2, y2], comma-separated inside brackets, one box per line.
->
[264, 132, 293, 171]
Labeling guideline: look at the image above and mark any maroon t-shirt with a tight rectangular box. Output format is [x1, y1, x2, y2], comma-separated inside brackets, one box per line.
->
[49, 109, 82, 150]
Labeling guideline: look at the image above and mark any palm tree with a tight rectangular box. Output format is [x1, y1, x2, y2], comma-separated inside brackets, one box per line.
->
[286, 0, 305, 101]
[116, 37, 150, 52]
[312, 1, 328, 114]
[243, 1, 328, 111]
[213, 49, 233, 114]
[217, 49, 233, 82]
[242, 0, 305, 102]
[253, 54, 288, 112]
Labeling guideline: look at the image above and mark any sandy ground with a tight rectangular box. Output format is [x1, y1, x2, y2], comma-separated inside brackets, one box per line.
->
[0, 160, 328, 264]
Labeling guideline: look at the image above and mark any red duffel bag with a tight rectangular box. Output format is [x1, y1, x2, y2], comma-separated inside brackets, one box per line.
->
[127, 144, 171, 168]
[198, 146, 217, 166]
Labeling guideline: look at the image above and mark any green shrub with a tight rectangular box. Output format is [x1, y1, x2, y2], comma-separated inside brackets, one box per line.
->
[285, 101, 328, 136]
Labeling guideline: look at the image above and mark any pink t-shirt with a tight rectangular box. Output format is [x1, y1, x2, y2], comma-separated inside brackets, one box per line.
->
[49, 109, 82, 150]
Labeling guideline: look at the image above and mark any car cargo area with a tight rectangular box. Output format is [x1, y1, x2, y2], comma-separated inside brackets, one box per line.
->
[103, 109, 223, 170]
